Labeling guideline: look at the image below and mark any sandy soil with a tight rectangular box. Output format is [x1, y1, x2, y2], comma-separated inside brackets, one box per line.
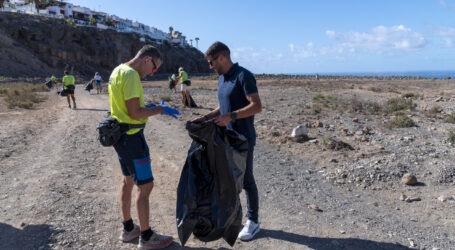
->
[0, 79, 454, 250]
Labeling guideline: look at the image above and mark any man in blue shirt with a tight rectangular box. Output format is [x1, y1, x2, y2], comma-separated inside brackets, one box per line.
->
[191, 41, 262, 241]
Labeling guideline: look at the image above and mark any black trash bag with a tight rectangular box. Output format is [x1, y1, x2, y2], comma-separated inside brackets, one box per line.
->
[176, 121, 248, 247]
[188, 94, 198, 108]
[58, 89, 67, 96]
[45, 80, 53, 89]
[85, 82, 93, 91]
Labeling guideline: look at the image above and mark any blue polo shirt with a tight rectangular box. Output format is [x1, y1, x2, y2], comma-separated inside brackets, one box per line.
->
[218, 63, 258, 146]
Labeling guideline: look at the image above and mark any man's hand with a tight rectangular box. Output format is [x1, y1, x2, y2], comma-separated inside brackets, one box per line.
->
[159, 100, 181, 119]
[214, 113, 232, 127]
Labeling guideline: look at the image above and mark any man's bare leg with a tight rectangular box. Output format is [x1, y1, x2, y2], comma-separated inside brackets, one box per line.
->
[70, 94, 76, 108]
[66, 95, 71, 107]
[136, 182, 154, 231]
[120, 176, 135, 221]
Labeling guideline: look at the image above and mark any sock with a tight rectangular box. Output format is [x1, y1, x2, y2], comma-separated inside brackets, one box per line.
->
[141, 228, 153, 241]
[122, 219, 134, 232]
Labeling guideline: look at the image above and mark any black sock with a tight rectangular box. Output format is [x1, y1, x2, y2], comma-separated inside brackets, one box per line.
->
[122, 219, 134, 232]
[141, 228, 153, 241]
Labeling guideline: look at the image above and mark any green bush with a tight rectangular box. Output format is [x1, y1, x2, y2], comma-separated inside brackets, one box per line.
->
[2, 83, 47, 109]
[386, 116, 416, 128]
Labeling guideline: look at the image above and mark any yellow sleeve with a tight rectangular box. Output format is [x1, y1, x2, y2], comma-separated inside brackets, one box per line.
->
[123, 71, 141, 101]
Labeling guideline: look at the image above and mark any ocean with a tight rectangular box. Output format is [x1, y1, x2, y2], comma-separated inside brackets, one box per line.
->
[296, 70, 455, 79]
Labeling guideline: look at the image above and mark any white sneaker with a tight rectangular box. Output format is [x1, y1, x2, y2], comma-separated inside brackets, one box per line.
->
[138, 231, 173, 249]
[119, 224, 140, 242]
[238, 220, 260, 241]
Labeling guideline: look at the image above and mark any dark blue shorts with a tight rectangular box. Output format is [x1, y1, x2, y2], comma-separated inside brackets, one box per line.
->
[113, 130, 154, 186]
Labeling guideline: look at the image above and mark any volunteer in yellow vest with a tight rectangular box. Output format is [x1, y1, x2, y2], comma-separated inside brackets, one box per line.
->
[108, 45, 173, 249]
[50, 75, 57, 88]
[62, 71, 76, 109]
[176, 67, 191, 107]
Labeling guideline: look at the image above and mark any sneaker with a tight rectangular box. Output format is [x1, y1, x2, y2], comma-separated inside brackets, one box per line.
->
[119, 224, 140, 242]
[138, 231, 173, 250]
[68, 105, 71, 109]
[238, 220, 260, 241]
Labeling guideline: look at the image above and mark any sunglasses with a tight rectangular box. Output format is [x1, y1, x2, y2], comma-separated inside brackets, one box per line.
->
[208, 55, 219, 66]
[151, 59, 158, 72]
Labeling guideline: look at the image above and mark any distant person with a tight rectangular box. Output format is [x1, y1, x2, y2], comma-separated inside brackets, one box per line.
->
[93, 72, 103, 94]
[176, 67, 191, 107]
[62, 71, 76, 109]
[108, 45, 174, 249]
[191, 41, 262, 241]
[51, 75, 57, 88]
[315, 73, 319, 81]
[168, 73, 177, 93]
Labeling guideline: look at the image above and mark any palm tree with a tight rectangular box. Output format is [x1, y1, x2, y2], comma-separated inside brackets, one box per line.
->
[169, 26, 173, 36]
[190, 39, 193, 46]
[195, 37, 199, 49]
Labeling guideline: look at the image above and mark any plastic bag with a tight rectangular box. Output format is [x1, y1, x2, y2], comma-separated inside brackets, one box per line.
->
[176, 121, 248, 246]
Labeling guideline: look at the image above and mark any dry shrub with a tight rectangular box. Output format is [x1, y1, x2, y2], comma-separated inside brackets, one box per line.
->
[402, 93, 417, 98]
[446, 113, 455, 124]
[368, 87, 382, 93]
[384, 97, 416, 114]
[386, 116, 416, 128]
[1, 83, 48, 109]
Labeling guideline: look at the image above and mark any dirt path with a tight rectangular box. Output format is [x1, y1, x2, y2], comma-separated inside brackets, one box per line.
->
[0, 83, 452, 250]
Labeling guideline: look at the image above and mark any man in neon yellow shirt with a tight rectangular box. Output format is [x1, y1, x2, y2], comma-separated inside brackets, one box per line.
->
[109, 45, 174, 249]
[62, 71, 76, 109]
[176, 67, 191, 107]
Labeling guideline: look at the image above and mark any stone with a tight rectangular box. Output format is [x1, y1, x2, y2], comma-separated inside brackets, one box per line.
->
[400, 194, 407, 201]
[291, 125, 308, 137]
[378, 145, 385, 150]
[401, 173, 417, 185]
[405, 197, 421, 203]
[437, 195, 454, 202]
[308, 204, 323, 212]
[352, 117, 359, 122]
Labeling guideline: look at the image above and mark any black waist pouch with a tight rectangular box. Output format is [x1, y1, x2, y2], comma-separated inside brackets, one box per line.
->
[96, 115, 145, 147]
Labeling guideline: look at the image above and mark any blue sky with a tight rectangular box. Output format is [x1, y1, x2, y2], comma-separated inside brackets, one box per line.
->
[67, 0, 455, 74]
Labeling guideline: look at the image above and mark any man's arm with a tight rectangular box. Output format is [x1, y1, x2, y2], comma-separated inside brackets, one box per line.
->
[214, 93, 262, 127]
[126, 98, 163, 120]
[190, 107, 220, 123]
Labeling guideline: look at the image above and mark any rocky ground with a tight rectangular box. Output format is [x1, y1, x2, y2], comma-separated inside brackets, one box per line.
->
[0, 78, 454, 250]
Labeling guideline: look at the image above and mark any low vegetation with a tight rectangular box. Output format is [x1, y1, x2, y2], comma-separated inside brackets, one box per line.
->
[0, 83, 48, 109]
[159, 95, 171, 102]
[446, 113, 455, 124]
[386, 116, 416, 128]
[448, 130, 455, 145]
[384, 97, 416, 114]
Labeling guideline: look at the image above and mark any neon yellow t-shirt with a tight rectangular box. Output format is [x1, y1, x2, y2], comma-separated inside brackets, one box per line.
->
[108, 64, 148, 135]
[62, 75, 75, 90]
[179, 71, 188, 83]
[51, 75, 56, 82]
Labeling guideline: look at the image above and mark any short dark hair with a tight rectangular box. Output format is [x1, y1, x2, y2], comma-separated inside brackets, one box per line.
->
[205, 41, 230, 59]
[64, 71, 68, 75]
[136, 45, 162, 61]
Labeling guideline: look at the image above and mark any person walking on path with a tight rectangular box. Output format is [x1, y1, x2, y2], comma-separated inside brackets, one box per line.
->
[62, 71, 76, 109]
[94, 72, 103, 94]
[108, 45, 174, 249]
[175, 67, 191, 107]
[191, 41, 262, 241]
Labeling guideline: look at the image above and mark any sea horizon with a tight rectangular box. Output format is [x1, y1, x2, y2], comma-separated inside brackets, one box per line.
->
[272, 70, 455, 79]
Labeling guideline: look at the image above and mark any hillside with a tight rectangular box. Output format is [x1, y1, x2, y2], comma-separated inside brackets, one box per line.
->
[0, 12, 211, 78]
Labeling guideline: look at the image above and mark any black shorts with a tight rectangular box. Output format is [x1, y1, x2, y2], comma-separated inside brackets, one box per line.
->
[65, 89, 74, 94]
[113, 130, 154, 185]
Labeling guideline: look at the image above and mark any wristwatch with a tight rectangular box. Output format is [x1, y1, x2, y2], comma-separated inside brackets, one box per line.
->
[230, 112, 238, 121]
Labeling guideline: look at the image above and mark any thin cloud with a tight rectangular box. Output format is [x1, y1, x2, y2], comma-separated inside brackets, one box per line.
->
[325, 25, 427, 51]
